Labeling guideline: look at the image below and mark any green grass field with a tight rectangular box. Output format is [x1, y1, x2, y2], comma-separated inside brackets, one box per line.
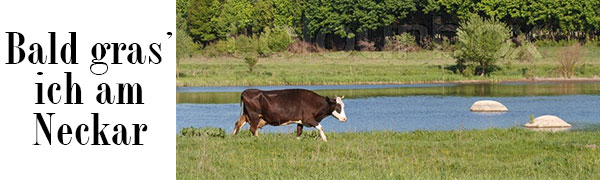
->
[177, 128, 600, 179]
[177, 46, 600, 86]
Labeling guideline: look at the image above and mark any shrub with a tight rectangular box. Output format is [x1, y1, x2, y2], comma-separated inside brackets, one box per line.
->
[557, 43, 583, 78]
[244, 56, 258, 72]
[235, 35, 258, 56]
[384, 33, 419, 51]
[265, 27, 293, 52]
[515, 44, 534, 62]
[511, 40, 542, 62]
[203, 28, 293, 57]
[432, 37, 453, 51]
[213, 38, 236, 55]
[584, 37, 600, 47]
[398, 33, 417, 48]
[179, 127, 225, 138]
[176, 28, 199, 65]
[257, 35, 272, 57]
[453, 15, 511, 76]
[384, 37, 394, 51]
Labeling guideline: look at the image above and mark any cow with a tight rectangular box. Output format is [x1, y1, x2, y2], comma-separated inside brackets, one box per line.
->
[232, 89, 347, 141]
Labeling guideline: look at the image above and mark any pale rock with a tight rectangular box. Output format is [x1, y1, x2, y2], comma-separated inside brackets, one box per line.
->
[470, 100, 508, 112]
[524, 115, 572, 129]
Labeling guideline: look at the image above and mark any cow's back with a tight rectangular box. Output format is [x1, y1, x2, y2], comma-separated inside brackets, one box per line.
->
[261, 89, 324, 107]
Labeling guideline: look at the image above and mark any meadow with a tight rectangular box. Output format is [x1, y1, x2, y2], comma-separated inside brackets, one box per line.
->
[177, 128, 600, 179]
[176, 46, 600, 87]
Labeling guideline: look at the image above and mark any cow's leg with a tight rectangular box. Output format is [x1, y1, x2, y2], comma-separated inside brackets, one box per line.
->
[233, 115, 247, 135]
[296, 124, 303, 140]
[315, 124, 327, 142]
[247, 113, 260, 136]
[258, 118, 267, 129]
[306, 121, 327, 142]
[250, 124, 259, 136]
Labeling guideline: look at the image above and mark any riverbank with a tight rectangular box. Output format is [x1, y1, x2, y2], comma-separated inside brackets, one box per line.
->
[177, 47, 600, 87]
[177, 128, 600, 179]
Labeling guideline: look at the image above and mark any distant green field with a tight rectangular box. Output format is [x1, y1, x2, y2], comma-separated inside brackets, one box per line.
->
[177, 47, 600, 86]
[177, 128, 600, 179]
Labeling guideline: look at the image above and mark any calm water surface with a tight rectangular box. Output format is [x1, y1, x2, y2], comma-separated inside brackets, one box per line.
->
[176, 82, 600, 133]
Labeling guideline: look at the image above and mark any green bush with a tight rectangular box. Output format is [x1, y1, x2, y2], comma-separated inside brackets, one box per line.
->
[176, 28, 199, 65]
[584, 37, 600, 47]
[257, 35, 273, 57]
[244, 56, 258, 72]
[201, 27, 293, 57]
[398, 33, 417, 48]
[453, 15, 511, 76]
[203, 38, 236, 57]
[434, 37, 453, 51]
[508, 39, 541, 62]
[384, 33, 419, 51]
[235, 35, 258, 56]
[179, 127, 225, 138]
[265, 27, 293, 52]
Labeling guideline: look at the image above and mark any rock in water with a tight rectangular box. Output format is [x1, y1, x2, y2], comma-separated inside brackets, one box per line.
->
[524, 115, 572, 128]
[470, 100, 508, 112]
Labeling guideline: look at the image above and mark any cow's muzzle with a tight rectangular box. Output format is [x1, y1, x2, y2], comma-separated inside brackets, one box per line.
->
[332, 111, 347, 122]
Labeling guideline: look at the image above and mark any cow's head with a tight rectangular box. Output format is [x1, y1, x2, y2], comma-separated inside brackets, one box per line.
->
[328, 96, 347, 122]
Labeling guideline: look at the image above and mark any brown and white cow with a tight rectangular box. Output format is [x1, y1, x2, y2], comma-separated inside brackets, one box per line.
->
[233, 89, 347, 141]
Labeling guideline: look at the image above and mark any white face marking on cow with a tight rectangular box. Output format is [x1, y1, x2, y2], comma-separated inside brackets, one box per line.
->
[331, 96, 347, 122]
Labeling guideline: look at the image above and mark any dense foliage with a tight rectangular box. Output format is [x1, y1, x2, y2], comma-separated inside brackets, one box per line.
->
[176, 28, 198, 66]
[177, 0, 600, 46]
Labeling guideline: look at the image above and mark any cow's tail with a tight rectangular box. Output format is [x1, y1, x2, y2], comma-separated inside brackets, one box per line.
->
[239, 94, 244, 117]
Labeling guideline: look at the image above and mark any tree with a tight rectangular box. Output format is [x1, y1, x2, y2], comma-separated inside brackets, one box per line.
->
[272, 0, 304, 36]
[251, 0, 275, 34]
[176, 28, 198, 65]
[303, 0, 416, 39]
[186, 0, 221, 43]
[453, 15, 511, 76]
[176, 28, 198, 78]
[176, 0, 190, 31]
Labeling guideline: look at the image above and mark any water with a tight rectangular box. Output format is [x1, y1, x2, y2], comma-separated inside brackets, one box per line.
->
[176, 82, 600, 133]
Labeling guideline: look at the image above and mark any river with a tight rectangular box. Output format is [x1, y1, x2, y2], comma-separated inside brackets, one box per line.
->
[176, 82, 600, 133]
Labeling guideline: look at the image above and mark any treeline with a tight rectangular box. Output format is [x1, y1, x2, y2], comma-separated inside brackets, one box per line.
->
[176, 0, 600, 51]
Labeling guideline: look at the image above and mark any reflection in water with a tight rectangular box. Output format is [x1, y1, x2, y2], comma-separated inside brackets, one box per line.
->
[177, 82, 600, 104]
[176, 82, 600, 133]
[471, 112, 508, 116]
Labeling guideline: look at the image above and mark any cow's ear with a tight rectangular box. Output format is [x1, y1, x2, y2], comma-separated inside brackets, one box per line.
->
[326, 96, 334, 104]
